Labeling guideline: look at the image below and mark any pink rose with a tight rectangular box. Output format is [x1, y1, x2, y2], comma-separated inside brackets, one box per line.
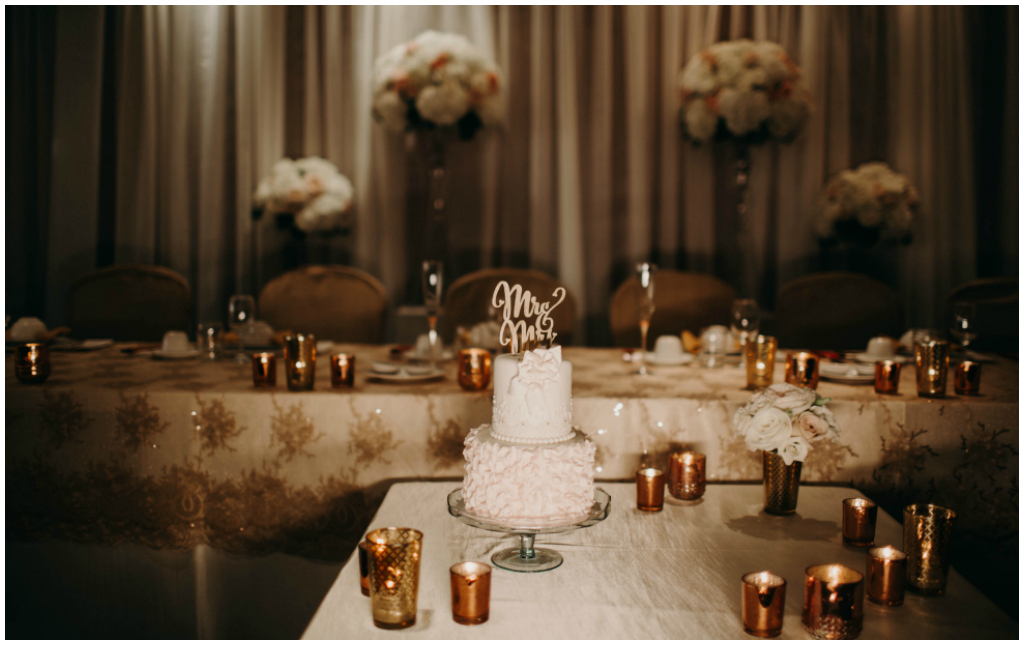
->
[796, 411, 830, 442]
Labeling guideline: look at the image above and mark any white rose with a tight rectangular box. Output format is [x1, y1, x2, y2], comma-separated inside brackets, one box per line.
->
[778, 435, 810, 465]
[767, 96, 810, 139]
[416, 77, 470, 125]
[373, 91, 409, 132]
[717, 88, 770, 136]
[744, 407, 794, 452]
[734, 389, 779, 438]
[767, 383, 817, 415]
[684, 99, 720, 141]
[809, 405, 840, 439]
[679, 56, 717, 94]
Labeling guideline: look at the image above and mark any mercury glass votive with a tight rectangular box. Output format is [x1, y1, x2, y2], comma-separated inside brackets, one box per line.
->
[874, 360, 902, 395]
[366, 527, 424, 630]
[668, 451, 706, 500]
[954, 361, 981, 395]
[745, 335, 778, 390]
[866, 546, 907, 607]
[457, 348, 492, 392]
[283, 333, 317, 391]
[741, 571, 786, 638]
[15, 343, 51, 384]
[903, 504, 957, 595]
[802, 564, 864, 640]
[785, 352, 820, 389]
[842, 498, 878, 547]
[251, 352, 277, 387]
[635, 468, 665, 512]
[357, 540, 371, 597]
[450, 561, 492, 625]
[330, 353, 356, 388]
[914, 340, 949, 398]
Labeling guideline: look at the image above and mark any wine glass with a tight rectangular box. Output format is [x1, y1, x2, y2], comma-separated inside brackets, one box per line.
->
[731, 299, 761, 356]
[634, 263, 657, 376]
[227, 295, 256, 364]
[422, 261, 444, 369]
[950, 302, 977, 351]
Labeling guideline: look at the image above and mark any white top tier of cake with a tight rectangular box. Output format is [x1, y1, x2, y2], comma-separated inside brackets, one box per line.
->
[491, 348, 573, 444]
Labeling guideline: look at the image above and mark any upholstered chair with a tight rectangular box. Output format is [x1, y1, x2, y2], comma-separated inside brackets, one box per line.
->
[945, 277, 1017, 353]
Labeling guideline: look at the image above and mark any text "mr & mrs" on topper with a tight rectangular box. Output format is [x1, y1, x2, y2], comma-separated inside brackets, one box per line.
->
[492, 281, 566, 354]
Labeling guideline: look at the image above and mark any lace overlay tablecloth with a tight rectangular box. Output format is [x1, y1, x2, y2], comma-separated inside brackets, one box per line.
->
[6, 345, 1018, 560]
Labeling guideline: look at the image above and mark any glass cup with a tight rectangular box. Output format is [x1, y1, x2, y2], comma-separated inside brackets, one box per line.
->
[366, 527, 424, 630]
[949, 302, 977, 350]
[197, 322, 223, 361]
[784, 352, 820, 389]
[450, 561, 492, 625]
[668, 451, 706, 501]
[745, 335, 778, 390]
[634, 263, 657, 376]
[422, 261, 444, 370]
[699, 325, 730, 369]
[741, 571, 786, 638]
[330, 353, 356, 388]
[903, 504, 957, 595]
[874, 360, 902, 394]
[866, 546, 907, 607]
[457, 349, 492, 392]
[635, 467, 665, 512]
[283, 333, 317, 391]
[842, 498, 878, 547]
[802, 564, 864, 640]
[954, 361, 981, 395]
[914, 339, 950, 398]
[15, 343, 51, 384]
[251, 352, 277, 387]
[228, 294, 257, 364]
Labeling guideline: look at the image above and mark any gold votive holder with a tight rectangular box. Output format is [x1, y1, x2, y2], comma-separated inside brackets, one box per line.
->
[457, 348, 492, 392]
[903, 503, 957, 595]
[866, 546, 907, 607]
[842, 498, 878, 547]
[283, 333, 317, 391]
[635, 467, 665, 512]
[785, 351, 820, 389]
[357, 540, 371, 597]
[450, 561, 492, 625]
[741, 571, 786, 638]
[914, 339, 949, 398]
[366, 527, 423, 630]
[15, 343, 51, 384]
[668, 451, 706, 500]
[251, 352, 277, 387]
[874, 360, 901, 395]
[802, 564, 864, 640]
[954, 361, 981, 395]
[745, 335, 778, 390]
[330, 353, 356, 388]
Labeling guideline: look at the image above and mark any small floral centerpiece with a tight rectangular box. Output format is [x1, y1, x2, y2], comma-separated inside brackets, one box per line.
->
[372, 30, 504, 141]
[253, 157, 354, 234]
[733, 382, 841, 465]
[678, 39, 812, 144]
[816, 162, 919, 246]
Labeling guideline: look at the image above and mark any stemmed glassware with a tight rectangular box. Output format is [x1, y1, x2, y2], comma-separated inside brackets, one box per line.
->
[227, 295, 256, 364]
[634, 263, 657, 376]
[949, 302, 977, 352]
[731, 299, 761, 357]
[422, 261, 444, 369]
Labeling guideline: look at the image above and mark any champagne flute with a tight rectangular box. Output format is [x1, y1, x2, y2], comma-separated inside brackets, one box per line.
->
[950, 302, 977, 351]
[228, 295, 256, 364]
[634, 263, 657, 376]
[422, 261, 444, 369]
[731, 299, 761, 357]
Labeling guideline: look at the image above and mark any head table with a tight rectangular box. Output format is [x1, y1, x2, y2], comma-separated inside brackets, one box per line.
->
[302, 481, 1016, 639]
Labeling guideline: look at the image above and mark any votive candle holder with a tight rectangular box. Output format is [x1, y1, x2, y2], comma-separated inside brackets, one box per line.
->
[954, 361, 981, 395]
[745, 335, 778, 390]
[357, 540, 371, 597]
[874, 360, 901, 395]
[741, 571, 786, 638]
[457, 349, 492, 392]
[802, 564, 864, 640]
[914, 340, 949, 398]
[903, 503, 957, 595]
[15, 343, 51, 384]
[450, 561, 492, 625]
[251, 352, 277, 387]
[330, 353, 356, 388]
[283, 333, 317, 391]
[842, 498, 878, 548]
[866, 546, 907, 607]
[785, 352, 820, 389]
[366, 527, 423, 630]
[635, 468, 665, 512]
[668, 451, 706, 501]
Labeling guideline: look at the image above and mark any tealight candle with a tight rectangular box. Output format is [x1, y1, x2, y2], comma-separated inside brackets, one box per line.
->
[741, 571, 786, 638]
[745, 335, 777, 390]
[15, 343, 51, 384]
[251, 352, 277, 387]
[866, 545, 907, 606]
[914, 340, 949, 398]
[903, 503, 957, 595]
[785, 351, 820, 389]
[283, 333, 317, 391]
[635, 468, 665, 512]
[330, 353, 356, 388]
[954, 361, 981, 395]
[842, 498, 878, 547]
[450, 561, 492, 625]
[366, 527, 423, 630]
[874, 360, 901, 395]
[357, 540, 371, 597]
[802, 564, 864, 639]
[668, 451, 706, 501]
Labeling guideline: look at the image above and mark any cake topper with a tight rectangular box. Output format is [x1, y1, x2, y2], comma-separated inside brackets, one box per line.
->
[491, 281, 566, 354]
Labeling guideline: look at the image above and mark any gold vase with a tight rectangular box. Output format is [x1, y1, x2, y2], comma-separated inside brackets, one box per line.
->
[763, 450, 801, 515]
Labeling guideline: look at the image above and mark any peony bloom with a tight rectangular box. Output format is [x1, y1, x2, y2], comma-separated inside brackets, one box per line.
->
[744, 407, 794, 453]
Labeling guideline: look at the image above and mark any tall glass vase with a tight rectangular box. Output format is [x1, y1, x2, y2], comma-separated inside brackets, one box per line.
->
[762, 450, 801, 515]
[418, 130, 450, 268]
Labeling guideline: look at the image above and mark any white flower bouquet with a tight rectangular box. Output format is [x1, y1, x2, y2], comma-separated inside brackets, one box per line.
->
[816, 162, 918, 245]
[372, 30, 504, 140]
[732, 383, 840, 465]
[253, 157, 354, 234]
[678, 39, 811, 144]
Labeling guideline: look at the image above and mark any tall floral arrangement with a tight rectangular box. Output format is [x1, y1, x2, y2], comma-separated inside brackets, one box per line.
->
[816, 162, 918, 245]
[253, 157, 354, 234]
[732, 383, 840, 465]
[372, 30, 504, 141]
[678, 39, 812, 144]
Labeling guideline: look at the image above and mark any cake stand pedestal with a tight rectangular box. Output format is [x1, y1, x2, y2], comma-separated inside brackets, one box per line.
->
[447, 488, 611, 573]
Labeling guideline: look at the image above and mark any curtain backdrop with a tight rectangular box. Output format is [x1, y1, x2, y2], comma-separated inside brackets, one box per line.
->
[7, 5, 1018, 343]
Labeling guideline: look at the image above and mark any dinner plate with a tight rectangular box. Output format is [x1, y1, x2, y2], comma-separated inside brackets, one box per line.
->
[367, 367, 445, 383]
[644, 352, 695, 366]
[51, 338, 115, 352]
[152, 349, 201, 360]
[819, 362, 875, 384]
[406, 349, 455, 363]
[850, 353, 910, 364]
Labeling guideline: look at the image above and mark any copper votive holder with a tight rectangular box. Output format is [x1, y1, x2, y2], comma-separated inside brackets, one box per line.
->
[635, 467, 665, 512]
[866, 546, 907, 606]
[283, 333, 317, 391]
[742, 571, 786, 638]
[457, 348, 492, 392]
[954, 361, 981, 395]
[745, 335, 778, 390]
[330, 353, 356, 388]
[873, 360, 901, 395]
[450, 561, 492, 625]
[366, 527, 423, 630]
[842, 498, 878, 547]
[903, 503, 957, 595]
[914, 339, 949, 398]
[251, 352, 277, 387]
[802, 564, 864, 640]
[357, 540, 371, 597]
[15, 343, 51, 384]
[668, 451, 706, 500]
[785, 351, 820, 389]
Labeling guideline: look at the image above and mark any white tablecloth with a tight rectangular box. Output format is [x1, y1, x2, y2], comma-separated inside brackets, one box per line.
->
[302, 482, 1017, 640]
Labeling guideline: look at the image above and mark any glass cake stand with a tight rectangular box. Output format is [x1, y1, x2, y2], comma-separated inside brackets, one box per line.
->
[447, 488, 611, 573]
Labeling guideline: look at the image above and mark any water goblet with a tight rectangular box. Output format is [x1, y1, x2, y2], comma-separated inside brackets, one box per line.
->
[422, 261, 444, 369]
[634, 263, 657, 376]
[731, 298, 761, 352]
[949, 302, 977, 351]
[227, 294, 256, 364]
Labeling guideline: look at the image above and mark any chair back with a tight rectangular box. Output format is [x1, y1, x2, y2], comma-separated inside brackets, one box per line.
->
[259, 265, 389, 343]
[609, 270, 737, 347]
[776, 271, 902, 350]
[945, 277, 1017, 353]
[67, 263, 192, 341]
[443, 268, 577, 346]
